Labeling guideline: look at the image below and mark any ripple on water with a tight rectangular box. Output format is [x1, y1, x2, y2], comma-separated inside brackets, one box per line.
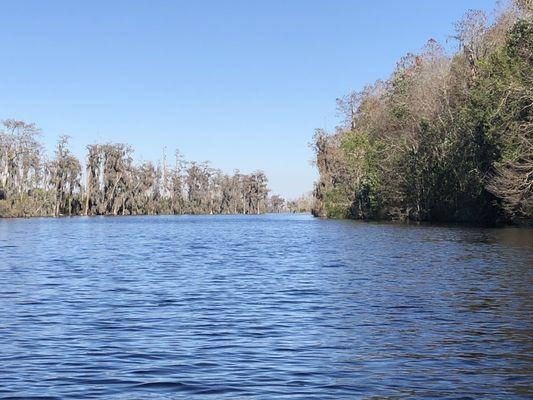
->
[0, 214, 531, 399]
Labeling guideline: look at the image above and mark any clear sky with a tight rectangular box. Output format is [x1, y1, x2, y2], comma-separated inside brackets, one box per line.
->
[1, 0, 498, 198]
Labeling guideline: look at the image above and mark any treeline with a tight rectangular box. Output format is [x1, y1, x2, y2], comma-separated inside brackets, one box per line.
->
[0, 120, 276, 217]
[312, 1, 532, 225]
[269, 193, 313, 213]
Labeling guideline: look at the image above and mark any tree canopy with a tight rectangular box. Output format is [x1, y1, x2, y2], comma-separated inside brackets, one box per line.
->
[312, 1, 532, 225]
[0, 124, 273, 217]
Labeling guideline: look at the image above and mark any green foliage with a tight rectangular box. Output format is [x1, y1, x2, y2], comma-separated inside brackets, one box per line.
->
[313, 8, 532, 225]
[324, 187, 351, 219]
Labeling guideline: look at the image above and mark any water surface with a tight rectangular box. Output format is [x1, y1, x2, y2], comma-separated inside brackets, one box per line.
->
[0, 214, 532, 399]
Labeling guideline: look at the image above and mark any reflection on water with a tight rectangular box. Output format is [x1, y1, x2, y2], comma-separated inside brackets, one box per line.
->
[0, 214, 532, 399]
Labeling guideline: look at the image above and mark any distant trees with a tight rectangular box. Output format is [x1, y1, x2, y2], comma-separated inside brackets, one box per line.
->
[50, 136, 82, 216]
[0, 121, 275, 217]
[287, 193, 313, 213]
[0, 120, 44, 216]
[312, 2, 532, 224]
[83, 143, 134, 215]
[268, 195, 286, 213]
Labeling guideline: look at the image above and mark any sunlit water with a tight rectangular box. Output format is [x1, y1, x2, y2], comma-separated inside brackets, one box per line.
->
[0, 214, 532, 399]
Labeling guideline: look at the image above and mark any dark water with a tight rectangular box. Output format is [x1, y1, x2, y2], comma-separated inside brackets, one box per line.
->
[0, 214, 532, 399]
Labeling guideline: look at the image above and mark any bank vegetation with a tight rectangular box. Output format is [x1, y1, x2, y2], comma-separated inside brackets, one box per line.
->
[312, 0, 532, 225]
[0, 122, 282, 217]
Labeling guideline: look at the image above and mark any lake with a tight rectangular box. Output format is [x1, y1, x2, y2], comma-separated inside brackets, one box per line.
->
[0, 214, 532, 399]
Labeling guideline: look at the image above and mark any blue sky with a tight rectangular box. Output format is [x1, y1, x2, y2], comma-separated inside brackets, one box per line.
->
[1, 0, 497, 198]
